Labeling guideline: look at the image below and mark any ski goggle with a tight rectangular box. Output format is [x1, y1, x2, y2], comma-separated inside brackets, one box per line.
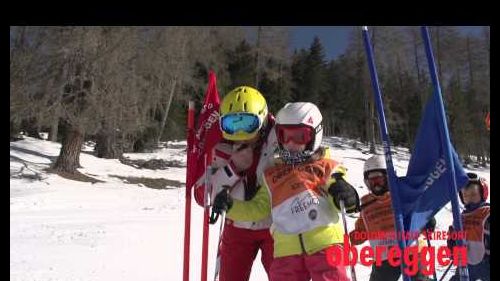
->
[276, 124, 314, 145]
[464, 182, 481, 192]
[366, 172, 387, 188]
[465, 173, 484, 191]
[467, 172, 480, 183]
[220, 113, 261, 135]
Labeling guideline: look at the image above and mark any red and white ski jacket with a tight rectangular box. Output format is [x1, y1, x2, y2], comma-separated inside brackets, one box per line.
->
[193, 115, 278, 230]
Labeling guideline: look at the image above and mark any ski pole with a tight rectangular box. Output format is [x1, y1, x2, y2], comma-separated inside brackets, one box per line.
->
[209, 177, 244, 224]
[201, 155, 212, 281]
[213, 211, 226, 281]
[425, 238, 438, 281]
[183, 100, 196, 281]
[439, 262, 453, 281]
[209, 143, 250, 224]
[339, 200, 357, 281]
[209, 180, 243, 280]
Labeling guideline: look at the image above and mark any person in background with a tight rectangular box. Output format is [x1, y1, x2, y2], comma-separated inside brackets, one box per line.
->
[448, 172, 490, 281]
[349, 155, 435, 281]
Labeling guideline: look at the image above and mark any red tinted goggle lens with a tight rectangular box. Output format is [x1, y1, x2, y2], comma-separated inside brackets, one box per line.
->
[276, 125, 313, 145]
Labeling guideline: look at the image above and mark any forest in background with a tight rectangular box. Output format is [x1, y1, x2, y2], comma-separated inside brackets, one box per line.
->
[10, 26, 490, 173]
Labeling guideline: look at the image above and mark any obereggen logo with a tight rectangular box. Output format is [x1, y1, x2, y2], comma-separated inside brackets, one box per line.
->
[326, 233, 467, 276]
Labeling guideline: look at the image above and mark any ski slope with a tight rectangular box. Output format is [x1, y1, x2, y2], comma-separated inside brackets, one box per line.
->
[10, 136, 490, 281]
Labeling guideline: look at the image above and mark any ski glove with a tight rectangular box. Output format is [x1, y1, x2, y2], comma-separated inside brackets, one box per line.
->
[212, 189, 233, 214]
[424, 217, 437, 232]
[329, 173, 360, 213]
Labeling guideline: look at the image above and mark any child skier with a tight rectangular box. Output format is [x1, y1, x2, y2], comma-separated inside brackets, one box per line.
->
[212, 102, 360, 281]
[349, 155, 435, 281]
[193, 86, 277, 281]
[447, 172, 490, 281]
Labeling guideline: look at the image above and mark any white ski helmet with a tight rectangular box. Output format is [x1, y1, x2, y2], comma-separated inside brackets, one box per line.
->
[363, 155, 387, 178]
[275, 102, 323, 152]
[459, 172, 489, 204]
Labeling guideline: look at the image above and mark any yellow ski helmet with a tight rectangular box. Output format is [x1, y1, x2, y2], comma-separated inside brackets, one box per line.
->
[220, 86, 268, 141]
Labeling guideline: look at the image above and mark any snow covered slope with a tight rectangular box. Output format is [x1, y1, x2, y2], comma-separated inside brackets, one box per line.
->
[10, 137, 489, 281]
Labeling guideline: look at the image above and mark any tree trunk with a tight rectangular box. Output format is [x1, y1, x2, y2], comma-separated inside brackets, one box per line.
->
[405, 119, 412, 149]
[323, 118, 329, 136]
[49, 116, 59, 142]
[479, 134, 488, 167]
[435, 27, 443, 83]
[96, 132, 121, 159]
[157, 78, 178, 144]
[413, 28, 422, 85]
[466, 36, 474, 88]
[22, 117, 41, 139]
[484, 27, 490, 79]
[396, 54, 411, 146]
[10, 120, 21, 140]
[331, 116, 336, 137]
[49, 81, 63, 142]
[413, 28, 426, 111]
[255, 26, 262, 88]
[95, 121, 122, 159]
[369, 99, 377, 154]
[363, 86, 370, 145]
[53, 123, 84, 173]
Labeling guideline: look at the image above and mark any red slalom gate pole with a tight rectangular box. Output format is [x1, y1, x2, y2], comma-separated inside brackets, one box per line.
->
[201, 153, 213, 281]
[201, 206, 210, 281]
[183, 101, 195, 281]
[194, 70, 222, 281]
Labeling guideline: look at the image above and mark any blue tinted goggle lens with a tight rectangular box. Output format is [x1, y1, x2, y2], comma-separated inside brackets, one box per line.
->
[220, 113, 260, 135]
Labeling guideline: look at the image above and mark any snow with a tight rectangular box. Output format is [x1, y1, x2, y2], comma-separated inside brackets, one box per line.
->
[10, 136, 490, 281]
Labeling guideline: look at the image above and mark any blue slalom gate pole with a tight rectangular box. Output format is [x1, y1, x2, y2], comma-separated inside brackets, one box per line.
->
[361, 26, 411, 281]
[421, 26, 469, 281]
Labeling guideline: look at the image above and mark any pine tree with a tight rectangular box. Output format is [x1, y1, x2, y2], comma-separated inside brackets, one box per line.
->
[305, 37, 328, 105]
[226, 40, 257, 89]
